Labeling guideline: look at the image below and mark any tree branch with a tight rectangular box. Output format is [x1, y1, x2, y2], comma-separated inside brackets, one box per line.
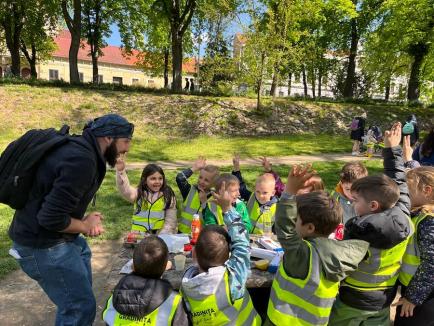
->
[61, 0, 73, 31]
[180, 0, 195, 35]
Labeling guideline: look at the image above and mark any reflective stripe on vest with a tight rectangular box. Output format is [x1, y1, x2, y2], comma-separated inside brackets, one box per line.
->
[102, 292, 181, 326]
[267, 241, 339, 326]
[344, 215, 413, 290]
[179, 187, 202, 233]
[399, 213, 430, 286]
[207, 200, 225, 226]
[183, 271, 261, 326]
[247, 194, 276, 235]
[131, 196, 165, 232]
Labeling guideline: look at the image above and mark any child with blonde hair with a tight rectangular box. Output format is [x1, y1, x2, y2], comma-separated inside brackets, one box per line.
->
[394, 137, 434, 324]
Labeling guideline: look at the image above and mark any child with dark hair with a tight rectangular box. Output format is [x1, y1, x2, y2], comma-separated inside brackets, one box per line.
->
[116, 159, 177, 234]
[103, 235, 189, 325]
[329, 122, 414, 326]
[181, 183, 261, 325]
[413, 127, 434, 166]
[265, 165, 369, 326]
[203, 173, 252, 232]
[332, 162, 368, 224]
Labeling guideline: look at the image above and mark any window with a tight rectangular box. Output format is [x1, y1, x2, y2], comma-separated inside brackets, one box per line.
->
[322, 76, 328, 86]
[148, 79, 155, 87]
[390, 83, 395, 93]
[279, 91, 284, 97]
[79, 72, 84, 83]
[132, 78, 139, 85]
[294, 73, 301, 83]
[97, 75, 103, 84]
[113, 76, 123, 85]
[49, 69, 59, 81]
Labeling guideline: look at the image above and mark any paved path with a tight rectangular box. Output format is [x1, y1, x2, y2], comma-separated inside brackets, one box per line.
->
[124, 153, 381, 170]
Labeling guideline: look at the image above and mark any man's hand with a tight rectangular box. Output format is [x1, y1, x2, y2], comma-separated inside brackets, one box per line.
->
[212, 182, 232, 213]
[394, 297, 416, 318]
[402, 135, 413, 162]
[192, 156, 206, 172]
[83, 212, 104, 237]
[233, 154, 240, 172]
[285, 164, 315, 195]
[260, 156, 272, 172]
[384, 122, 402, 148]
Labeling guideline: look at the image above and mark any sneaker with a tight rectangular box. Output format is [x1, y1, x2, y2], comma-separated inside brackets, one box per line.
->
[352, 151, 358, 156]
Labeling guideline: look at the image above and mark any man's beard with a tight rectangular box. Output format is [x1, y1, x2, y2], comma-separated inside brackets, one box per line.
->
[104, 140, 119, 167]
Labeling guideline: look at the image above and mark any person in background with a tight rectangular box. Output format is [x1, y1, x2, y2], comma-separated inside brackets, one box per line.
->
[350, 112, 367, 156]
[412, 128, 434, 166]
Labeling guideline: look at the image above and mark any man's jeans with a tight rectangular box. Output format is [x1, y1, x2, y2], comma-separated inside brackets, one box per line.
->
[13, 236, 96, 326]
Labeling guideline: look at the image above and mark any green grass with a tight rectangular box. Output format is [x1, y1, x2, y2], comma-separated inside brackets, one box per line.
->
[127, 133, 352, 162]
[0, 159, 382, 279]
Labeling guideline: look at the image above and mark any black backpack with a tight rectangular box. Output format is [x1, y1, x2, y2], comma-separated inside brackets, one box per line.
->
[0, 125, 70, 209]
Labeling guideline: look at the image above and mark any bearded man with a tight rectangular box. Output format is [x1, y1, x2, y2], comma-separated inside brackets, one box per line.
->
[8, 114, 134, 326]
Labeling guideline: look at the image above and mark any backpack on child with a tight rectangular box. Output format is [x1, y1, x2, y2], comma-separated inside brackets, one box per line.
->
[0, 125, 70, 209]
[350, 118, 360, 131]
[402, 122, 415, 135]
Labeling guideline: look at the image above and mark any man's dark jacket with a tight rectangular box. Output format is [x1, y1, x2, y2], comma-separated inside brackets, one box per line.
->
[9, 129, 106, 248]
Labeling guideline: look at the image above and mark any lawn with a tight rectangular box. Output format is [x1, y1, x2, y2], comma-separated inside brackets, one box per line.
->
[0, 159, 383, 279]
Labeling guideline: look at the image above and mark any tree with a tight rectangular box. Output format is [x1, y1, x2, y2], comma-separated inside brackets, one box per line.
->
[62, 0, 82, 83]
[20, 0, 59, 79]
[82, 0, 114, 83]
[0, 1, 26, 77]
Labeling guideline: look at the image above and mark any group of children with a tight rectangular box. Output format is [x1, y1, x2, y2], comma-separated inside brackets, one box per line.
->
[104, 122, 433, 326]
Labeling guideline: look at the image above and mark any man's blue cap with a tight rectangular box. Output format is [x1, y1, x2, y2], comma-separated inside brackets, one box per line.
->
[87, 114, 134, 139]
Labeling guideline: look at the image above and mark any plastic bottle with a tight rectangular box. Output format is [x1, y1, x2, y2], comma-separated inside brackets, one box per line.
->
[262, 206, 273, 236]
[190, 214, 202, 245]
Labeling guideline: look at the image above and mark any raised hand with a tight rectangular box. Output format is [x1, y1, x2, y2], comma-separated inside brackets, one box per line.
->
[402, 135, 413, 162]
[384, 122, 402, 148]
[211, 181, 232, 213]
[192, 156, 206, 172]
[233, 154, 240, 172]
[285, 164, 315, 195]
[115, 155, 126, 171]
[260, 156, 272, 172]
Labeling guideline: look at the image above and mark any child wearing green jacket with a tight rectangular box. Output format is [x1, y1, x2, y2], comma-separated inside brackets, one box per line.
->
[203, 173, 252, 232]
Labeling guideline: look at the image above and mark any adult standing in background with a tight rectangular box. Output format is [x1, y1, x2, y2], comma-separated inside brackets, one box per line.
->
[350, 112, 367, 156]
[8, 114, 134, 326]
[190, 78, 195, 92]
[402, 114, 419, 147]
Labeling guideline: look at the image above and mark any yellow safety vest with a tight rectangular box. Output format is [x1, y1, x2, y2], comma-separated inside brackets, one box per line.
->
[102, 292, 181, 326]
[207, 200, 225, 226]
[344, 216, 413, 291]
[246, 194, 276, 235]
[183, 271, 261, 326]
[131, 196, 166, 232]
[399, 213, 430, 286]
[267, 240, 339, 326]
[178, 187, 202, 234]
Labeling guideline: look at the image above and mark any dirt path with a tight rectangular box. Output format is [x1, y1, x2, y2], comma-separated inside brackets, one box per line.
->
[0, 240, 122, 326]
[124, 153, 380, 170]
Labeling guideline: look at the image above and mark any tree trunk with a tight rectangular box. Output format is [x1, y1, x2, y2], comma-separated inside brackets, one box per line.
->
[171, 27, 183, 92]
[257, 52, 265, 110]
[91, 53, 98, 83]
[270, 64, 279, 97]
[343, 18, 359, 98]
[164, 47, 169, 88]
[20, 41, 37, 78]
[407, 43, 429, 101]
[302, 65, 308, 97]
[318, 70, 322, 98]
[62, 0, 81, 84]
[384, 76, 391, 101]
[311, 68, 316, 99]
[287, 72, 292, 96]
[2, 3, 23, 77]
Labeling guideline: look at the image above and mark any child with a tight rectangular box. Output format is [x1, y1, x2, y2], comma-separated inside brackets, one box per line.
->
[231, 155, 279, 234]
[116, 159, 177, 234]
[363, 127, 378, 157]
[265, 165, 369, 326]
[394, 166, 434, 325]
[176, 156, 220, 234]
[331, 162, 368, 224]
[329, 122, 414, 326]
[103, 235, 189, 325]
[181, 183, 261, 325]
[203, 173, 252, 232]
